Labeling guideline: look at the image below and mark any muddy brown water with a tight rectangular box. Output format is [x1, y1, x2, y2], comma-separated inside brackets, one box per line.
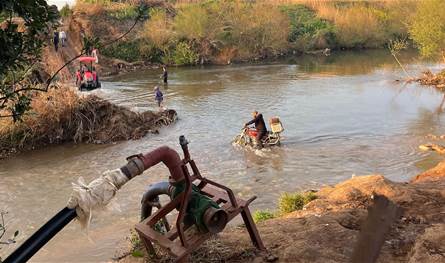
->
[1, 50, 445, 262]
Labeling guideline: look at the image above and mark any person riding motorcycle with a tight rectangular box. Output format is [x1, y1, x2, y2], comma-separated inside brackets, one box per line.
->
[245, 111, 267, 148]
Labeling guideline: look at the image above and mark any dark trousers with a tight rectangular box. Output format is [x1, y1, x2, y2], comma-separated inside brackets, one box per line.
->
[255, 130, 267, 147]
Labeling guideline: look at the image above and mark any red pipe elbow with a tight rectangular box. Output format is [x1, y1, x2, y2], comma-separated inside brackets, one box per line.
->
[140, 146, 185, 182]
[120, 146, 185, 183]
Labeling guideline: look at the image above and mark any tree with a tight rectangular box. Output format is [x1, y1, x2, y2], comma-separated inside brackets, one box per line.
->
[0, 0, 58, 121]
[409, 0, 445, 58]
[0, 1, 148, 121]
[60, 4, 72, 18]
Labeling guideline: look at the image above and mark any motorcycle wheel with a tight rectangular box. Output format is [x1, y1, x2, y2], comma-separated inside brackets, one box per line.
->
[234, 135, 247, 146]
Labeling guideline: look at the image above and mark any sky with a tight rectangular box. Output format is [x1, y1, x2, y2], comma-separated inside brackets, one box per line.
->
[48, 0, 75, 9]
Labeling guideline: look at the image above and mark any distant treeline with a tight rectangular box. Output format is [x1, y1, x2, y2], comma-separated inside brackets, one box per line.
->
[71, 0, 445, 65]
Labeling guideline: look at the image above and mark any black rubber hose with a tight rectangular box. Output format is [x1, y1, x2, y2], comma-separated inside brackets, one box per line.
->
[4, 207, 76, 263]
[141, 182, 171, 220]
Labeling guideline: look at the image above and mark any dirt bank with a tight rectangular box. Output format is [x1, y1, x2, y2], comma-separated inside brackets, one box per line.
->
[118, 160, 445, 262]
[0, 87, 177, 159]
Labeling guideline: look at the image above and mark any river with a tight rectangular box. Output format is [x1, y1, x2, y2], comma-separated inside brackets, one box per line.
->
[1, 50, 445, 262]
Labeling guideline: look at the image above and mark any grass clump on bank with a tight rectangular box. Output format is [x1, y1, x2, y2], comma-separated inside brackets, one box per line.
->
[253, 191, 317, 223]
[253, 210, 276, 223]
[278, 191, 317, 215]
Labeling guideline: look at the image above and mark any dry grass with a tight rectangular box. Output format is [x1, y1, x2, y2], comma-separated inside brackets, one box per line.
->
[0, 87, 177, 158]
[140, 8, 173, 49]
[416, 70, 445, 89]
[121, 233, 257, 263]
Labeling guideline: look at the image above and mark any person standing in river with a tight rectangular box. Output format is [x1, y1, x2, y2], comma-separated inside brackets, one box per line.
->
[162, 66, 168, 84]
[154, 86, 164, 111]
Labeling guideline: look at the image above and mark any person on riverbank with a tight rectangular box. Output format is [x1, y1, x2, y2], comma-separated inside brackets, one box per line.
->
[154, 86, 164, 110]
[245, 111, 267, 148]
[92, 47, 99, 63]
[59, 30, 66, 47]
[53, 31, 59, 52]
[161, 66, 168, 84]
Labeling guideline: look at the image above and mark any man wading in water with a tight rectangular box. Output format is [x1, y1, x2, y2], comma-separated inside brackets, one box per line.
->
[245, 111, 267, 148]
[162, 66, 168, 84]
[154, 86, 164, 111]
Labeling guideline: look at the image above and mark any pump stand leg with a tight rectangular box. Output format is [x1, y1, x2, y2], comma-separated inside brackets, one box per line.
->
[139, 234, 156, 257]
[241, 207, 265, 250]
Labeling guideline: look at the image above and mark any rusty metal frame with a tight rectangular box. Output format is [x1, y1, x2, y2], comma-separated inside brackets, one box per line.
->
[135, 139, 265, 262]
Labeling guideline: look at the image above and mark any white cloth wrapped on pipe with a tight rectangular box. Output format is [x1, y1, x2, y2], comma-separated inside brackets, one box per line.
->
[67, 169, 129, 230]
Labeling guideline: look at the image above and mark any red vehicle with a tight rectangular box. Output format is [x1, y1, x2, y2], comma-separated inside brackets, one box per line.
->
[76, 56, 101, 91]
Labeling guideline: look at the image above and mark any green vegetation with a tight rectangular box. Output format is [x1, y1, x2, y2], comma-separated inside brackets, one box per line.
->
[128, 229, 144, 257]
[278, 191, 317, 215]
[131, 250, 144, 258]
[60, 4, 72, 18]
[1, 0, 148, 121]
[163, 42, 199, 65]
[253, 191, 317, 224]
[253, 210, 276, 223]
[409, 0, 445, 58]
[0, 0, 58, 120]
[108, 4, 138, 20]
[281, 5, 335, 51]
[86, 0, 443, 64]
[102, 40, 142, 62]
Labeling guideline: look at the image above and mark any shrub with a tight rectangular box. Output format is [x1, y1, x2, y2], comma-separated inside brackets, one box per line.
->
[141, 8, 173, 50]
[108, 4, 138, 20]
[278, 191, 317, 215]
[101, 40, 141, 62]
[312, 2, 409, 49]
[409, 0, 445, 57]
[163, 41, 199, 66]
[253, 210, 275, 223]
[282, 5, 335, 49]
[223, 2, 290, 58]
[174, 4, 211, 40]
[333, 5, 387, 48]
[139, 40, 164, 63]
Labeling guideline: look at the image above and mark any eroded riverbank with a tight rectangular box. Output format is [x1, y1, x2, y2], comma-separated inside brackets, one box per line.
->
[0, 87, 177, 159]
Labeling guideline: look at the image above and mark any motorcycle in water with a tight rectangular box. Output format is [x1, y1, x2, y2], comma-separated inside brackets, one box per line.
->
[233, 117, 284, 148]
